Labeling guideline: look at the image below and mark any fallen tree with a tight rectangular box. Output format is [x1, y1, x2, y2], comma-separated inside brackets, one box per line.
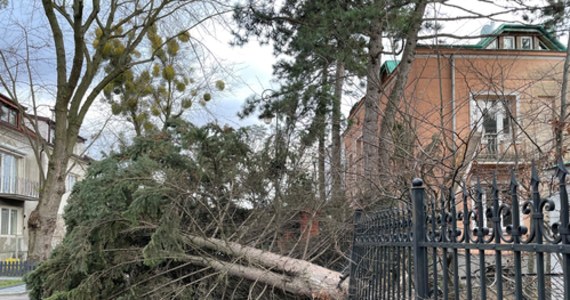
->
[184, 234, 348, 299]
[26, 124, 351, 300]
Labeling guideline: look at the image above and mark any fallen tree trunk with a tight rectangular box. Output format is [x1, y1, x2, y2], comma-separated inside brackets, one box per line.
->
[184, 234, 349, 299]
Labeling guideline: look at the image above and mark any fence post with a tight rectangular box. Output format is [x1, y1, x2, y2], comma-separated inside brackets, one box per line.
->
[348, 209, 363, 299]
[412, 178, 429, 300]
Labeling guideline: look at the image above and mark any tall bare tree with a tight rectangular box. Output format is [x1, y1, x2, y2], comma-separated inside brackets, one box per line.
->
[360, 0, 429, 204]
[0, 0, 226, 261]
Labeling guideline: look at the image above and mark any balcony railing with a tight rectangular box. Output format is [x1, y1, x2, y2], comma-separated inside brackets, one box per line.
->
[0, 176, 39, 199]
[478, 133, 518, 161]
[482, 133, 498, 158]
[476, 133, 524, 162]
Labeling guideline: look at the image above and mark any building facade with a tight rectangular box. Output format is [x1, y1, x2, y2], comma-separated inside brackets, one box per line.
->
[344, 24, 567, 199]
[0, 93, 88, 260]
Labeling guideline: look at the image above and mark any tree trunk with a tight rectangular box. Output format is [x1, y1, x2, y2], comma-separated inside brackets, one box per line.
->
[184, 234, 348, 299]
[27, 145, 70, 261]
[317, 64, 329, 202]
[318, 132, 326, 202]
[377, 0, 428, 185]
[331, 61, 345, 203]
[27, 88, 80, 260]
[556, 32, 570, 160]
[361, 20, 384, 204]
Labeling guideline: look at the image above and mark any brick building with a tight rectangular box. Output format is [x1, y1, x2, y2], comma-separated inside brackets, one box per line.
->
[344, 24, 567, 201]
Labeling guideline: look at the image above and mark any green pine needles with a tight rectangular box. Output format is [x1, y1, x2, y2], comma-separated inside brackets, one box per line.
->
[26, 124, 276, 300]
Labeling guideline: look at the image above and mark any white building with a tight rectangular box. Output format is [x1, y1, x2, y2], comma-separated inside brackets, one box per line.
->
[0, 93, 88, 260]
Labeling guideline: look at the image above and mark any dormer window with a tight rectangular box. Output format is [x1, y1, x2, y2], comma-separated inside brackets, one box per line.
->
[503, 36, 514, 49]
[521, 36, 532, 49]
[476, 24, 564, 52]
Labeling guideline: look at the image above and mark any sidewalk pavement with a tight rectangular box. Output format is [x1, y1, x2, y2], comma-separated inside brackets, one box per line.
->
[0, 277, 28, 298]
[0, 284, 26, 295]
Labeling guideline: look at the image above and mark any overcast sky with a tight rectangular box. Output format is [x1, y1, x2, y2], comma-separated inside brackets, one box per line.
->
[0, 1, 566, 157]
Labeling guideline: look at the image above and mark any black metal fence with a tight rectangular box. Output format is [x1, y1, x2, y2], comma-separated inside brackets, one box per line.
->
[0, 260, 36, 277]
[348, 163, 570, 299]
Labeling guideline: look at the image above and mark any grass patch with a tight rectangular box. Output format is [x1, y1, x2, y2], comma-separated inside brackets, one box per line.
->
[0, 279, 23, 289]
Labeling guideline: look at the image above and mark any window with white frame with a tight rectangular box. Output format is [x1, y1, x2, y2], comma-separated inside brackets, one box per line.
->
[521, 36, 533, 49]
[0, 153, 17, 194]
[471, 95, 516, 156]
[0, 207, 20, 236]
[471, 95, 515, 136]
[66, 174, 78, 192]
[0, 104, 18, 127]
[49, 127, 56, 144]
[503, 36, 515, 49]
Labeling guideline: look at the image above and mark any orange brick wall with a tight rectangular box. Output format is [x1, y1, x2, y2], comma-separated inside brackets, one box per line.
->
[344, 47, 566, 197]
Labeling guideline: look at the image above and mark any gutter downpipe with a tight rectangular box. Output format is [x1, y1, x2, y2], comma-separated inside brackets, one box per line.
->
[451, 55, 456, 152]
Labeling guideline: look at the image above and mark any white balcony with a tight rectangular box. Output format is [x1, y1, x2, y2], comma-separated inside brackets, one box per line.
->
[0, 176, 39, 201]
[477, 133, 518, 162]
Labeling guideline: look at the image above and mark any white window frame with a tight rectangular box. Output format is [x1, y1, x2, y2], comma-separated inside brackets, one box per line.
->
[66, 173, 78, 192]
[503, 36, 515, 49]
[521, 36, 533, 50]
[0, 105, 17, 126]
[0, 207, 21, 236]
[49, 127, 56, 144]
[470, 93, 519, 141]
[471, 100, 506, 140]
[0, 152, 17, 194]
[477, 101, 507, 134]
[486, 39, 498, 49]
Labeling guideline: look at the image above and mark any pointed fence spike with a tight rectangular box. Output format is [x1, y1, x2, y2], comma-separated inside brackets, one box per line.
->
[449, 186, 455, 205]
[476, 176, 483, 195]
[531, 161, 539, 186]
[510, 169, 518, 188]
[557, 159, 568, 181]
[440, 185, 446, 209]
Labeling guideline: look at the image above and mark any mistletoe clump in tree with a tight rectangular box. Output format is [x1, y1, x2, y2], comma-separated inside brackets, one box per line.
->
[102, 26, 225, 136]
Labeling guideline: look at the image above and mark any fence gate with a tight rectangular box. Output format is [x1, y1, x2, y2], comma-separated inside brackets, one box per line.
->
[348, 164, 570, 300]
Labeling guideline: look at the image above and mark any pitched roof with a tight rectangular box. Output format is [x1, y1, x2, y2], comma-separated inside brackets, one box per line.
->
[475, 24, 566, 51]
[381, 60, 400, 75]
[416, 24, 566, 51]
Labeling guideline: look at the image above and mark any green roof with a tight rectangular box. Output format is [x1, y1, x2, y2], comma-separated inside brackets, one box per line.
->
[475, 24, 566, 51]
[381, 60, 400, 75]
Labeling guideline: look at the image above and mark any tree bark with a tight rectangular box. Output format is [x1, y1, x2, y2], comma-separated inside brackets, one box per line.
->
[27, 134, 71, 260]
[556, 32, 570, 160]
[377, 0, 428, 185]
[361, 19, 384, 203]
[317, 64, 329, 202]
[331, 61, 345, 203]
[184, 234, 348, 299]
[318, 132, 326, 202]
